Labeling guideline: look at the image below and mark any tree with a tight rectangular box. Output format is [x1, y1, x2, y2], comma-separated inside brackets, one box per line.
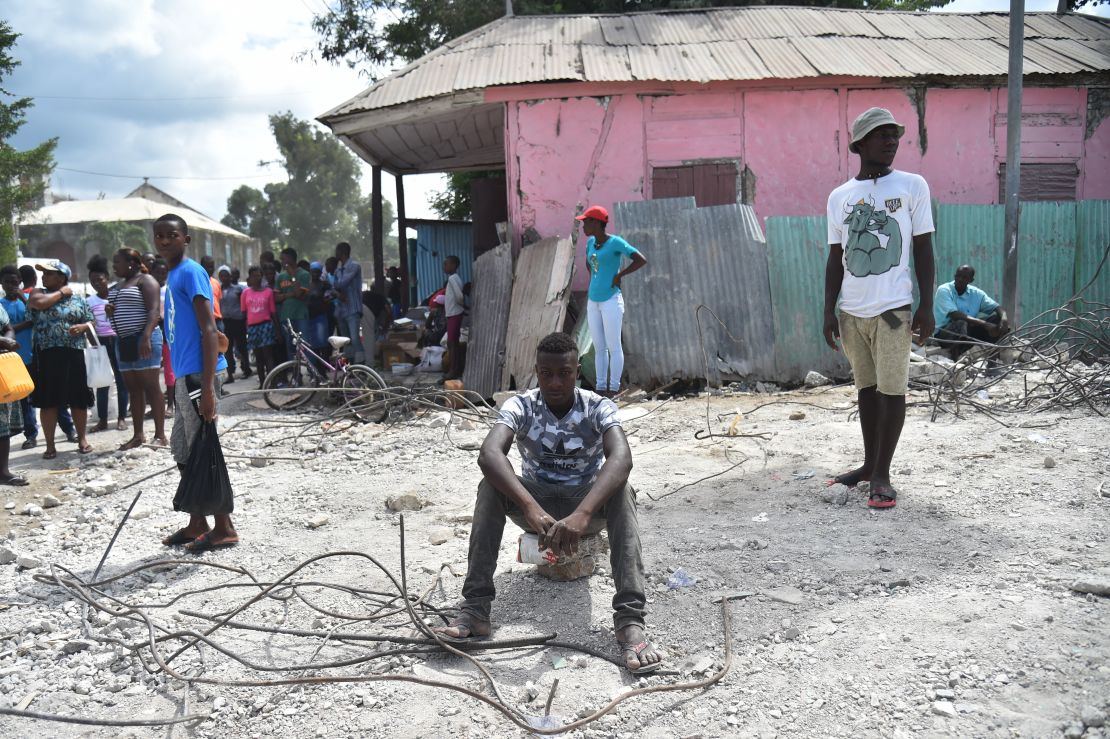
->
[221, 184, 282, 247]
[222, 113, 397, 266]
[83, 221, 148, 258]
[0, 22, 57, 266]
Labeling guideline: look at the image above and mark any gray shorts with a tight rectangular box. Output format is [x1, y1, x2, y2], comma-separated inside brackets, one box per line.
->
[170, 373, 222, 466]
[839, 308, 912, 396]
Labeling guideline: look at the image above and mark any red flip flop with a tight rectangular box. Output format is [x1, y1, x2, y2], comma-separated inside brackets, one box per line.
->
[867, 486, 897, 509]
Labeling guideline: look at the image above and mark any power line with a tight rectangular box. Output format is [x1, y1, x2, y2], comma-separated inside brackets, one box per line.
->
[55, 167, 279, 182]
[15, 92, 314, 102]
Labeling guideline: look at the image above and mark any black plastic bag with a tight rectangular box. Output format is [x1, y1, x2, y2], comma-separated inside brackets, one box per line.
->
[173, 420, 234, 516]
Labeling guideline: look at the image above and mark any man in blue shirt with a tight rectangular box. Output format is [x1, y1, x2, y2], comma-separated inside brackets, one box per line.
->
[155, 213, 238, 553]
[332, 242, 365, 363]
[933, 264, 1008, 359]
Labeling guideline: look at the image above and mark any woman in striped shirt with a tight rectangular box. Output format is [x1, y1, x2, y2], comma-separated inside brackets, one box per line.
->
[107, 248, 167, 450]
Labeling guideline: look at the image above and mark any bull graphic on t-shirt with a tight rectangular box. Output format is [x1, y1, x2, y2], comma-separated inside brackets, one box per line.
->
[843, 197, 902, 278]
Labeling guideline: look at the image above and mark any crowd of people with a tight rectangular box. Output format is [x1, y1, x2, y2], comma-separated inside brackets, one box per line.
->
[0, 237, 421, 486]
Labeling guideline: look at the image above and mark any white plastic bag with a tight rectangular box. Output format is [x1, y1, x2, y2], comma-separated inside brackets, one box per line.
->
[416, 346, 445, 373]
[84, 333, 113, 389]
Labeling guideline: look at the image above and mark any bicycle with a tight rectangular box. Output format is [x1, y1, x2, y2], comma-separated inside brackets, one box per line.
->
[262, 319, 388, 423]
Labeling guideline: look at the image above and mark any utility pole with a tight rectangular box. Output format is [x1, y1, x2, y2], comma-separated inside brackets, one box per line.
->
[505, 0, 513, 17]
[1002, 0, 1024, 324]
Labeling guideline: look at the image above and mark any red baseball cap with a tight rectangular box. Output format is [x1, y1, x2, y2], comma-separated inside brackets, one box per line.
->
[575, 205, 609, 224]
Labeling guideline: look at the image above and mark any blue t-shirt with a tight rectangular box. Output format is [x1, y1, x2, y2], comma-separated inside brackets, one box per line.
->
[586, 234, 641, 303]
[165, 258, 227, 377]
[933, 281, 1000, 334]
[0, 296, 32, 365]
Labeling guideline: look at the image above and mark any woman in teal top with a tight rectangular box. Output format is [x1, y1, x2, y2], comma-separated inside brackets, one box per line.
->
[576, 205, 647, 397]
[27, 260, 96, 458]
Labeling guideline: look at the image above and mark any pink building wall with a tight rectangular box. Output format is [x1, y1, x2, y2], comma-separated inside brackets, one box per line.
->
[491, 80, 1109, 290]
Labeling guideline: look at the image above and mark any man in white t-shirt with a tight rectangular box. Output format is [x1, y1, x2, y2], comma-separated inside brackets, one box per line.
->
[823, 107, 936, 509]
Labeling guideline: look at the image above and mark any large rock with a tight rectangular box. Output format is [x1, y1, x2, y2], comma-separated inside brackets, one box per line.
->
[84, 477, 117, 497]
[803, 371, 831, 388]
[386, 494, 424, 512]
[0, 546, 17, 565]
[1070, 577, 1110, 596]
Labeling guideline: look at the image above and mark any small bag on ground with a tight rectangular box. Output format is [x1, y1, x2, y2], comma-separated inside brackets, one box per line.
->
[173, 420, 234, 516]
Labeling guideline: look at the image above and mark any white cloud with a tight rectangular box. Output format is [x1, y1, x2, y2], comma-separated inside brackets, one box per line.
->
[7, 0, 445, 241]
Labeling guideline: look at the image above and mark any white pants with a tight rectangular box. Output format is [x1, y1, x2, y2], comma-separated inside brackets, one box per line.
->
[587, 293, 625, 391]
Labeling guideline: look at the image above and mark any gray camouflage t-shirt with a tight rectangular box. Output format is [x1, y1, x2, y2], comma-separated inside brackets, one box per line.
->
[495, 388, 621, 487]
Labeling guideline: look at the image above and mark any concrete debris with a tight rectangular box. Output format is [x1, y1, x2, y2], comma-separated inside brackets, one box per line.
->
[61, 639, 94, 655]
[803, 371, 831, 388]
[306, 514, 330, 529]
[820, 486, 849, 506]
[21, 504, 43, 517]
[0, 546, 16, 565]
[427, 526, 453, 545]
[16, 555, 42, 569]
[83, 477, 117, 497]
[788, 411, 806, 420]
[931, 701, 958, 718]
[42, 494, 61, 509]
[763, 587, 805, 605]
[385, 494, 424, 512]
[1043, 456, 1056, 468]
[1082, 706, 1108, 728]
[1070, 577, 1110, 596]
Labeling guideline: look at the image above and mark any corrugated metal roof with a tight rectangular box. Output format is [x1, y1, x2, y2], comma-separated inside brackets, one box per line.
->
[322, 9, 1110, 121]
[616, 197, 777, 386]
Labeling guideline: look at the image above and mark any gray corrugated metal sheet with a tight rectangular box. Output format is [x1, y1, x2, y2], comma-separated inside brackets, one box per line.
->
[1076, 200, 1110, 306]
[616, 197, 776, 387]
[462, 243, 513, 399]
[502, 237, 576, 389]
[321, 9, 1110, 120]
[410, 221, 474, 303]
[1018, 201, 1078, 326]
[765, 216, 851, 382]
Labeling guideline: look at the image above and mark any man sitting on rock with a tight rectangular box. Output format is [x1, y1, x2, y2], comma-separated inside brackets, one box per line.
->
[933, 264, 1009, 359]
[433, 331, 662, 674]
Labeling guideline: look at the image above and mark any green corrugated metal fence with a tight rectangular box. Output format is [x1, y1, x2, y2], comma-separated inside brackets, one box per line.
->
[766, 200, 1110, 381]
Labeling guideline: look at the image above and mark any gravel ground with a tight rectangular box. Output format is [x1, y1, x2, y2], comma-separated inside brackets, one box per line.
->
[0, 376, 1107, 739]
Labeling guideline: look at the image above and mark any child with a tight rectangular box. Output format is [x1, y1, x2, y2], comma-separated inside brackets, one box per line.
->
[152, 258, 175, 417]
[154, 213, 238, 552]
[241, 266, 277, 387]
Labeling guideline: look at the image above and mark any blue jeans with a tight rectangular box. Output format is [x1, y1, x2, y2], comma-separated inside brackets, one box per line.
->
[338, 313, 364, 361]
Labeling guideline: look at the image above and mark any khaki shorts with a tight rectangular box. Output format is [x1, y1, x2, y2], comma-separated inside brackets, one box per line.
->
[839, 308, 912, 396]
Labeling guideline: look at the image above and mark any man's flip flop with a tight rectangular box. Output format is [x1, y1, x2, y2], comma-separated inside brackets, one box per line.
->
[185, 532, 239, 553]
[618, 640, 663, 675]
[0, 475, 29, 487]
[867, 487, 897, 509]
[162, 528, 200, 546]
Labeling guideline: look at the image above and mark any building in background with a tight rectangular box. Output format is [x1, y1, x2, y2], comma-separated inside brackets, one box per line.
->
[17, 182, 258, 280]
[320, 7, 1110, 291]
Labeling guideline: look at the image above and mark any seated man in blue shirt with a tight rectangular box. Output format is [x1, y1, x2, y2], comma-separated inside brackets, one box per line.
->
[933, 264, 1008, 359]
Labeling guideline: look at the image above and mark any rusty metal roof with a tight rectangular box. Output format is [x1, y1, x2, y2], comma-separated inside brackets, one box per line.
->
[319, 8, 1110, 173]
[322, 9, 1110, 120]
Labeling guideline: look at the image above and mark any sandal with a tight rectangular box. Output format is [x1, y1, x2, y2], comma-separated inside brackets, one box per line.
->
[185, 532, 239, 553]
[42, 449, 57, 460]
[0, 475, 29, 487]
[867, 485, 897, 509]
[78, 444, 93, 455]
[617, 639, 663, 675]
[162, 528, 202, 546]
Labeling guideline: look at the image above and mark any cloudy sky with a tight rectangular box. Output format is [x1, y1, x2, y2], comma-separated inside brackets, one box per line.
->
[6, 0, 1107, 228]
